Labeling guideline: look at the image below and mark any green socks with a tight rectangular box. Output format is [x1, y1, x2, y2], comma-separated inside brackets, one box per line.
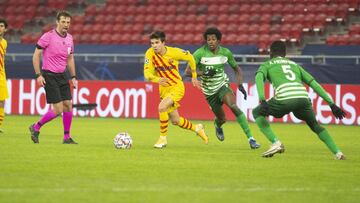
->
[318, 130, 340, 154]
[236, 113, 254, 140]
[255, 116, 278, 143]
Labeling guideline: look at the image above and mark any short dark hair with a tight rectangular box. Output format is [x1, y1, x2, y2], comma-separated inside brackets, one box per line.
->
[0, 18, 8, 29]
[56, 10, 72, 21]
[203, 27, 222, 41]
[270, 40, 286, 57]
[150, 31, 166, 42]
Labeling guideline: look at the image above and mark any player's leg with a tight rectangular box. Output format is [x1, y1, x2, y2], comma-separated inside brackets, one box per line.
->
[0, 100, 4, 133]
[154, 97, 172, 148]
[60, 79, 77, 144]
[206, 93, 226, 141]
[0, 83, 9, 132]
[293, 99, 344, 159]
[29, 73, 61, 143]
[62, 100, 77, 144]
[213, 107, 226, 141]
[168, 109, 208, 144]
[222, 89, 260, 149]
[253, 98, 286, 157]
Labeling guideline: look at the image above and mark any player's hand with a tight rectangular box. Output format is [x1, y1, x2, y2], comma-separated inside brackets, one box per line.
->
[259, 100, 270, 116]
[71, 78, 78, 89]
[159, 78, 169, 87]
[203, 68, 216, 77]
[37, 75, 46, 87]
[238, 84, 247, 100]
[191, 78, 202, 90]
[330, 104, 346, 120]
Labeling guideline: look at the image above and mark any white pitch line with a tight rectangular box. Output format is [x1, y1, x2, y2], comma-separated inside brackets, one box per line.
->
[0, 187, 359, 193]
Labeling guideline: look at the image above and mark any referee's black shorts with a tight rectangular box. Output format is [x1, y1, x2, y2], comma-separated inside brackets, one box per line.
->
[42, 70, 72, 104]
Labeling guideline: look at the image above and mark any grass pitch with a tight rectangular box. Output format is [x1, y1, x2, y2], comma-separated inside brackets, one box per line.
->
[0, 115, 359, 203]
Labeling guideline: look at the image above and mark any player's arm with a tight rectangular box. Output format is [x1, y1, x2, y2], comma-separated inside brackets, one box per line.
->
[184, 50, 205, 77]
[179, 50, 197, 79]
[255, 71, 266, 101]
[176, 49, 201, 89]
[143, 63, 160, 83]
[228, 50, 247, 99]
[143, 51, 159, 82]
[143, 51, 168, 86]
[185, 65, 205, 77]
[255, 70, 271, 116]
[67, 53, 77, 89]
[33, 47, 45, 86]
[300, 67, 346, 119]
[300, 67, 333, 104]
[33, 33, 50, 86]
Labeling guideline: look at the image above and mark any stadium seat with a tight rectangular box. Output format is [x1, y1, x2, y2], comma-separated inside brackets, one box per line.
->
[173, 23, 186, 34]
[236, 24, 249, 35]
[236, 34, 248, 45]
[249, 4, 262, 14]
[248, 24, 261, 35]
[326, 35, 337, 45]
[194, 23, 206, 35]
[228, 4, 240, 14]
[239, 4, 251, 14]
[238, 14, 250, 24]
[134, 15, 146, 24]
[70, 24, 83, 35]
[130, 34, 142, 44]
[102, 24, 113, 35]
[184, 23, 196, 34]
[42, 24, 54, 33]
[14, 0, 360, 46]
[196, 15, 207, 24]
[225, 24, 238, 34]
[227, 14, 239, 24]
[247, 34, 259, 45]
[72, 15, 85, 25]
[260, 4, 272, 14]
[259, 14, 272, 24]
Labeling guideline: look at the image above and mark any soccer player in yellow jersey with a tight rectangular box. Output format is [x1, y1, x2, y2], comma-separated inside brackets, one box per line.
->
[144, 31, 208, 148]
[0, 19, 8, 133]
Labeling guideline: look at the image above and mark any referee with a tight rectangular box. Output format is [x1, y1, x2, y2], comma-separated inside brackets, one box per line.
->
[29, 10, 78, 144]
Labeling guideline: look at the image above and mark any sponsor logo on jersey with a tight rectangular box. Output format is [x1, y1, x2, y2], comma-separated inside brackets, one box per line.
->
[200, 56, 228, 65]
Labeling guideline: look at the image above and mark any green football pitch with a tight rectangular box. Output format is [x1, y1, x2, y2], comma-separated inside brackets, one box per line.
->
[0, 115, 359, 203]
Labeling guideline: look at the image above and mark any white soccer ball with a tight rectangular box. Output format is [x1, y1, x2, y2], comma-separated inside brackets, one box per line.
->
[113, 132, 132, 149]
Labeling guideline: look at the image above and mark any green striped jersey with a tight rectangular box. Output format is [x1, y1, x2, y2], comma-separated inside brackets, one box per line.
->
[193, 45, 237, 96]
[257, 57, 314, 101]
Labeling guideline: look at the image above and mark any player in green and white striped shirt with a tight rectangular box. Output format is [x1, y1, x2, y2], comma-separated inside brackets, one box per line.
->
[253, 41, 347, 160]
[186, 27, 260, 149]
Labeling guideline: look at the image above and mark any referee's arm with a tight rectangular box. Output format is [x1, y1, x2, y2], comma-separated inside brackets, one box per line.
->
[67, 53, 76, 78]
[32, 47, 43, 76]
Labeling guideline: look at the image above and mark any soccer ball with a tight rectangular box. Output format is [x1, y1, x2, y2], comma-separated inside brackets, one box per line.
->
[113, 132, 132, 149]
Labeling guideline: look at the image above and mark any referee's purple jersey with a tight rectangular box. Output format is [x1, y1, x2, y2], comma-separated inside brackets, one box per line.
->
[37, 29, 74, 73]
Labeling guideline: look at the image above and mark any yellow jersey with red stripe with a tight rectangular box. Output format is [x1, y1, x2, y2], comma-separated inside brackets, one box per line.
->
[144, 46, 196, 87]
[0, 38, 7, 80]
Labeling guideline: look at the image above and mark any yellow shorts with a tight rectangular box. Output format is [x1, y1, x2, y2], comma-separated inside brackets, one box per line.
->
[159, 82, 185, 113]
[0, 80, 8, 101]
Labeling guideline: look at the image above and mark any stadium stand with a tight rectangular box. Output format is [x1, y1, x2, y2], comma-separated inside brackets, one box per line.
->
[0, 0, 359, 52]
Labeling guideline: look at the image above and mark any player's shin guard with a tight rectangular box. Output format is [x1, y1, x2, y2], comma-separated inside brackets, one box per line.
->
[317, 129, 340, 154]
[159, 112, 169, 136]
[236, 113, 254, 139]
[0, 107, 4, 129]
[178, 117, 196, 132]
[62, 111, 72, 140]
[255, 116, 278, 143]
